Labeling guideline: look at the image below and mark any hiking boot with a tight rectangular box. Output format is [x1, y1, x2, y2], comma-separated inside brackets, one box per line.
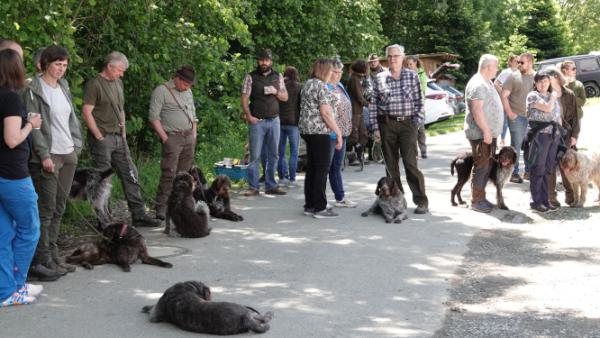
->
[530, 204, 548, 213]
[52, 259, 76, 273]
[482, 199, 496, 209]
[28, 264, 62, 282]
[414, 204, 429, 214]
[244, 188, 259, 196]
[523, 172, 530, 181]
[471, 200, 492, 213]
[313, 208, 339, 219]
[133, 214, 162, 227]
[510, 173, 523, 183]
[47, 261, 70, 276]
[265, 187, 287, 195]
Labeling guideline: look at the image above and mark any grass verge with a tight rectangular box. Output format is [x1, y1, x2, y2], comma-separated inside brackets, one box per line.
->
[426, 112, 464, 136]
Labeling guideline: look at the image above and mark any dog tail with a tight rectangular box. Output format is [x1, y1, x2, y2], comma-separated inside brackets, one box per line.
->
[141, 305, 153, 314]
[450, 158, 457, 176]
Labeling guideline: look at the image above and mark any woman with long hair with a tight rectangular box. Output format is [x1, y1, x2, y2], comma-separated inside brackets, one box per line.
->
[0, 45, 43, 307]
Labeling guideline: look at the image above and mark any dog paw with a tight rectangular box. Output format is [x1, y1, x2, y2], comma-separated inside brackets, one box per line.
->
[385, 219, 392, 223]
[83, 263, 93, 270]
[164, 263, 173, 268]
[499, 205, 509, 210]
[235, 215, 244, 221]
[394, 219, 402, 223]
[361, 212, 369, 217]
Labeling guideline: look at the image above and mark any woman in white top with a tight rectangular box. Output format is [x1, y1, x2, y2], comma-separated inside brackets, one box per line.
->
[24, 45, 82, 280]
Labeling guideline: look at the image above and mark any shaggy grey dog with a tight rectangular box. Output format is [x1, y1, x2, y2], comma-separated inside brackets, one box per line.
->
[142, 281, 273, 335]
[69, 168, 113, 228]
[165, 172, 211, 238]
[560, 149, 600, 207]
[361, 176, 408, 223]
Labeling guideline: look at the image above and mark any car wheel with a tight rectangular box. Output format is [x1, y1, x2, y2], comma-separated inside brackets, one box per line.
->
[584, 82, 599, 98]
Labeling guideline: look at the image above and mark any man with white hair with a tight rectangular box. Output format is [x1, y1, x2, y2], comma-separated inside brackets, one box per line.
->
[369, 44, 429, 214]
[82, 51, 161, 227]
[464, 54, 504, 213]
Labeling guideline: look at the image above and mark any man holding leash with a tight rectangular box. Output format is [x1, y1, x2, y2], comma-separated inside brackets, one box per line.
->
[82, 51, 161, 227]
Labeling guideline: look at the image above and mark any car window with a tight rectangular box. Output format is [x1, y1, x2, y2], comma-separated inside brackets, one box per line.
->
[427, 82, 444, 91]
[577, 57, 600, 73]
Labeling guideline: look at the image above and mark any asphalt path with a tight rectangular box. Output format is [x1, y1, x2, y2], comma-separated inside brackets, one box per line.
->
[1, 104, 599, 338]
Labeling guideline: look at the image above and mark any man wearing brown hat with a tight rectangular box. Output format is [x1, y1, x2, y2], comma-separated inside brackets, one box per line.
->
[241, 49, 288, 196]
[368, 53, 387, 80]
[149, 66, 198, 220]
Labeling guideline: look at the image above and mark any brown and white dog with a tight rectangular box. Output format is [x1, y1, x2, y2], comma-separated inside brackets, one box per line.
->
[361, 177, 408, 223]
[559, 149, 600, 207]
[69, 168, 114, 228]
[190, 167, 244, 222]
[450, 146, 517, 210]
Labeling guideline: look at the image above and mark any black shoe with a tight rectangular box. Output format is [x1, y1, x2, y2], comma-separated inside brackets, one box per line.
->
[510, 173, 523, 184]
[28, 264, 62, 281]
[133, 214, 162, 227]
[546, 203, 560, 211]
[47, 261, 70, 275]
[155, 213, 166, 221]
[421, 154, 428, 159]
[265, 187, 287, 195]
[414, 204, 429, 214]
[530, 204, 548, 213]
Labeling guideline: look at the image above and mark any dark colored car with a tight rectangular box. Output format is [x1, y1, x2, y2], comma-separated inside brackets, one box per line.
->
[536, 54, 600, 97]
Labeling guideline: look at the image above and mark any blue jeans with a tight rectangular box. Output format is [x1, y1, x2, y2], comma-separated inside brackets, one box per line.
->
[278, 125, 300, 182]
[248, 118, 280, 190]
[329, 138, 347, 201]
[501, 112, 508, 140]
[0, 176, 40, 300]
[508, 115, 529, 175]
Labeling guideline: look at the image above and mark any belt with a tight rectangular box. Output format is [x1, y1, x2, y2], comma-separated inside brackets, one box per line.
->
[257, 116, 277, 121]
[167, 129, 194, 136]
[104, 132, 122, 136]
[377, 115, 412, 122]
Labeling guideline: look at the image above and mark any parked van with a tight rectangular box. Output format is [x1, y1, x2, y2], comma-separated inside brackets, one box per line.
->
[536, 54, 600, 97]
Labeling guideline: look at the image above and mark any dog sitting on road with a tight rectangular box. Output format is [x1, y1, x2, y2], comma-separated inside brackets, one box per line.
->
[165, 172, 211, 238]
[450, 146, 517, 210]
[190, 167, 244, 222]
[69, 168, 114, 228]
[559, 149, 600, 207]
[142, 280, 274, 335]
[361, 177, 408, 223]
[66, 222, 172, 272]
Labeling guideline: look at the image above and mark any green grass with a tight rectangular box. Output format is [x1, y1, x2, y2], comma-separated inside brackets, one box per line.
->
[426, 112, 465, 136]
[586, 97, 600, 105]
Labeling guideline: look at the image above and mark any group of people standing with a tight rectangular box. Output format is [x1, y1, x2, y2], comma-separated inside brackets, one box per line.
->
[242, 45, 430, 219]
[465, 52, 585, 213]
[0, 38, 200, 305]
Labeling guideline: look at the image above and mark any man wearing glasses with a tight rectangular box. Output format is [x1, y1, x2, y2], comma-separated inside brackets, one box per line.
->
[368, 44, 429, 214]
[500, 52, 535, 184]
[560, 60, 586, 120]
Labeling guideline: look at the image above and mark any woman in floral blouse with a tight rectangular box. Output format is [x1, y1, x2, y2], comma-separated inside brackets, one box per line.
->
[526, 70, 561, 213]
[299, 59, 343, 219]
[327, 60, 356, 208]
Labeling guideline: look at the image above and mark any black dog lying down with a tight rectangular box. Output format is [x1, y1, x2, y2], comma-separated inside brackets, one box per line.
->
[69, 168, 114, 228]
[450, 146, 517, 209]
[143, 281, 273, 335]
[190, 167, 244, 222]
[165, 172, 211, 238]
[66, 222, 172, 272]
[361, 177, 408, 223]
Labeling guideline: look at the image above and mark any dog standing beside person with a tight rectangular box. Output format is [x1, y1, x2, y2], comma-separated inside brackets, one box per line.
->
[149, 66, 198, 221]
[559, 149, 600, 207]
[450, 146, 517, 209]
[462, 54, 505, 213]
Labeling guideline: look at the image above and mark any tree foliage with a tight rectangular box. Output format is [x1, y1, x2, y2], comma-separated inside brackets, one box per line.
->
[517, 0, 571, 60]
[557, 0, 600, 55]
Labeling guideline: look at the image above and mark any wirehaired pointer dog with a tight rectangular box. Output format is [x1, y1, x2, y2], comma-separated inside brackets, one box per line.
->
[142, 280, 274, 335]
[450, 146, 517, 210]
[361, 177, 408, 223]
[165, 172, 211, 238]
[559, 149, 600, 207]
[190, 167, 244, 222]
[66, 222, 172, 272]
[69, 168, 113, 228]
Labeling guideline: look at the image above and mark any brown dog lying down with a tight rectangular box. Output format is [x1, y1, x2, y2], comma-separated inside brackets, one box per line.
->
[165, 172, 211, 238]
[450, 146, 517, 209]
[66, 223, 172, 272]
[189, 167, 244, 222]
[142, 281, 273, 335]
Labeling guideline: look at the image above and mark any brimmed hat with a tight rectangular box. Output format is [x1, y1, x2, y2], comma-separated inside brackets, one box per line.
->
[368, 53, 379, 62]
[256, 49, 273, 60]
[176, 65, 196, 84]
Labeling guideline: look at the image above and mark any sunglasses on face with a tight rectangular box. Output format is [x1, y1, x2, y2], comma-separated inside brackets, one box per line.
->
[517, 61, 526, 65]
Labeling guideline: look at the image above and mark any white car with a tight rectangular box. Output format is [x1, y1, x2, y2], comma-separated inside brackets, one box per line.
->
[424, 80, 455, 125]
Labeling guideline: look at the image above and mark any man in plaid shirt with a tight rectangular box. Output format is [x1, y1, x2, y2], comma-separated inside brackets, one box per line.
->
[369, 44, 429, 214]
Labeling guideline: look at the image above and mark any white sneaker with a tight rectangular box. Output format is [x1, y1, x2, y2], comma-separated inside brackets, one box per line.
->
[335, 199, 358, 208]
[279, 178, 290, 186]
[287, 180, 298, 188]
[18, 284, 43, 297]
